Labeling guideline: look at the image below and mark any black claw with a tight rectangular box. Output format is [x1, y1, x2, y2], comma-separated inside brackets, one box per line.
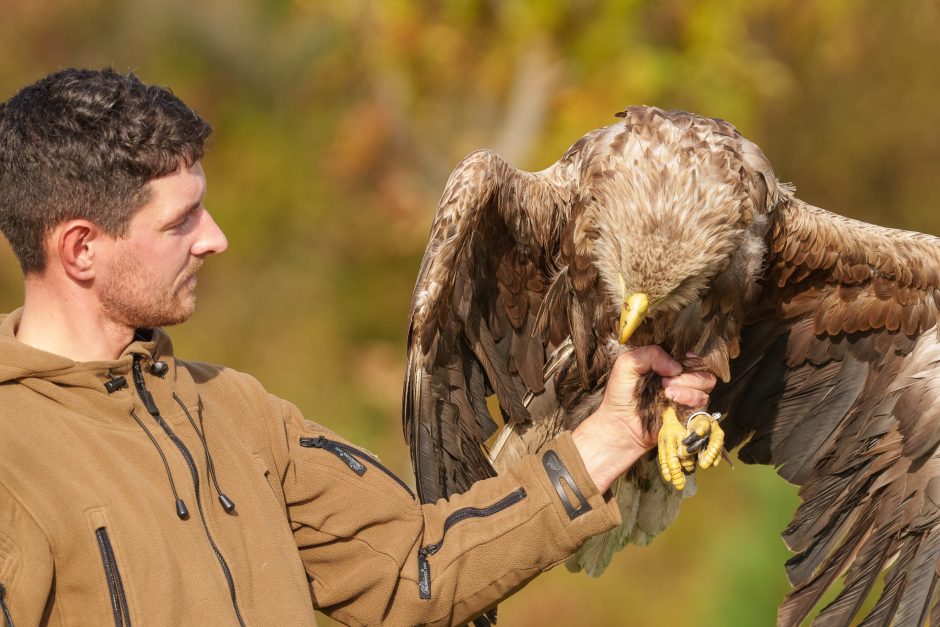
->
[682, 432, 710, 455]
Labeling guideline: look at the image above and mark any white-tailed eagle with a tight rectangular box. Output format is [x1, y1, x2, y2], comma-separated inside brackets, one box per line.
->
[403, 106, 940, 626]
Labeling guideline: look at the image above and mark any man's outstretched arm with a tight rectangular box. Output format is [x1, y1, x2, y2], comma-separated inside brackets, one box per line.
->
[264, 345, 715, 626]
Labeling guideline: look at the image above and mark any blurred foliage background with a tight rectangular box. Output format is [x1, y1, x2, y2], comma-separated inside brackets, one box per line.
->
[1, 0, 939, 624]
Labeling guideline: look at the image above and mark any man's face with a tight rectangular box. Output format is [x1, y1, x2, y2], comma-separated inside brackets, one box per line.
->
[97, 161, 228, 329]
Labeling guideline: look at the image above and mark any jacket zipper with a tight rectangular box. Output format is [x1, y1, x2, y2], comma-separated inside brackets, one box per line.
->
[95, 528, 131, 627]
[299, 435, 416, 499]
[131, 358, 246, 627]
[417, 488, 527, 600]
[0, 583, 14, 627]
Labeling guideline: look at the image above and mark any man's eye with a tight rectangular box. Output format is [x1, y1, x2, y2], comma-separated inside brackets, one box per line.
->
[171, 211, 197, 230]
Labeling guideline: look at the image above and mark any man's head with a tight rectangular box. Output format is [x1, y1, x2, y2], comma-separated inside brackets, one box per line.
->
[95, 159, 227, 328]
[0, 67, 212, 274]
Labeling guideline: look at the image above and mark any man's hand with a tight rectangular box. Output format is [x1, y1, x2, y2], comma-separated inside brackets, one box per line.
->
[571, 346, 717, 494]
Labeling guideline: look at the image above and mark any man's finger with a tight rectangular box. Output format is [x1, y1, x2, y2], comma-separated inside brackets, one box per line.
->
[615, 345, 682, 378]
[664, 387, 709, 408]
[663, 371, 717, 391]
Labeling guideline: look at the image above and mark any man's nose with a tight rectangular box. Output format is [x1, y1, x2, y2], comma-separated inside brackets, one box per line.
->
[192, 209, 228, 256]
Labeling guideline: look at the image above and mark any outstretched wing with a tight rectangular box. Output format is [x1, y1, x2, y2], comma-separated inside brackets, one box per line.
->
[403, 149, 577, 504]
[712, 199, 940, 626]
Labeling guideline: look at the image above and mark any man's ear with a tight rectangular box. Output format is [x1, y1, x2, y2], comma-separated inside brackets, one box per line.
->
[56, 220, 106, 282]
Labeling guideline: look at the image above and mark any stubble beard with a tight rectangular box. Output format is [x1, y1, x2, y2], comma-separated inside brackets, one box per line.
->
[99, 250, 202, 329]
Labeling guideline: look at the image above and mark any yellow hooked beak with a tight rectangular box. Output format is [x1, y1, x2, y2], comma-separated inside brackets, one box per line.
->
[618, 280, 649, 344]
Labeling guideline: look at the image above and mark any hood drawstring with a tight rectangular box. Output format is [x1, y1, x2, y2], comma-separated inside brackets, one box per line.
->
[130, 409, 191, 519]
[129, 357, 193, 519]
[128, 355, 235, 515]
[173, 393, 235, 513]
[105, 370, 189, 519]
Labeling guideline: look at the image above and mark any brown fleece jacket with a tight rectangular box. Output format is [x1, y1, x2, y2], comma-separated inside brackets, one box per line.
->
[0, 310, 621, 626]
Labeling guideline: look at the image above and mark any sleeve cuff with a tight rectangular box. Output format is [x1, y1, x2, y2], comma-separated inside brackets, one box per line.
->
[529, 431, 622, 551]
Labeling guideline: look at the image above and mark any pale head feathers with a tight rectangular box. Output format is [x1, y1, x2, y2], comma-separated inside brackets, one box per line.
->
[583, 108, 769, 318]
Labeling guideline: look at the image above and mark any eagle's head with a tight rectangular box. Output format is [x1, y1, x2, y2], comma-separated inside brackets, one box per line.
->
[588, 145, 760, 347]
[581, 109, 785, 351]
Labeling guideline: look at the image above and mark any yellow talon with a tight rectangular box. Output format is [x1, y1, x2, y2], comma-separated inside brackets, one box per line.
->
[686, 413, 713, 441]
[657, 406, 693, 491]
[682, 411, 726, 469]
[698, 418, 725, 470]
[659, 409, 726, 490]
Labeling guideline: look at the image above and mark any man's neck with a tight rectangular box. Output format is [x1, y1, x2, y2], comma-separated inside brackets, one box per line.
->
[16, 278, 134, 362]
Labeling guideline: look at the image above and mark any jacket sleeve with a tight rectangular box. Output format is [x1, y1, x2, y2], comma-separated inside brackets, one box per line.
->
[272, 398, 622, 627]
[0, 482, 54, 626]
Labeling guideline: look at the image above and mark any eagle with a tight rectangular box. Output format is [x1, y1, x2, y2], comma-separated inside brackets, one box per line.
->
[403, 105, 940, 626]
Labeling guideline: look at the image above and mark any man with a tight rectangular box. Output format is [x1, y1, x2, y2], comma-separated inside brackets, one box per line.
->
[0, 68, 715, 626]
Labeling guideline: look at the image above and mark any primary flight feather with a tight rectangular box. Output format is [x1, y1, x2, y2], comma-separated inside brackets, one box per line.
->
[403, 105, 940, 626]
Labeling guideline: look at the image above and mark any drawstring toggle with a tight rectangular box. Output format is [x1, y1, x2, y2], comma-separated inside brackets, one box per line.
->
[105, 375, 127, 393]
[218, 494, 235, 512]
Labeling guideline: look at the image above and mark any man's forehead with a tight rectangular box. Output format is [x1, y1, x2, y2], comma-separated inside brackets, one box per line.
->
[155, 161, 205, 193]
[128, 161, 206, 227]
[148, 162, 205, 205]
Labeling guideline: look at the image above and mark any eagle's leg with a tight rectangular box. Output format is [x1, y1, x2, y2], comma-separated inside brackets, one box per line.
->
[656, 407, 725, 490]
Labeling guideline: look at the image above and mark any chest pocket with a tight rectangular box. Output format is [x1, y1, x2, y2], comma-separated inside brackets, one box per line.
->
[87, 509, 132, 627]
[1, 582, 14, 627]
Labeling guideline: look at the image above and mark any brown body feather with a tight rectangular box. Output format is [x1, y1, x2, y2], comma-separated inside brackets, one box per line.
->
[404, 105, 940, 626]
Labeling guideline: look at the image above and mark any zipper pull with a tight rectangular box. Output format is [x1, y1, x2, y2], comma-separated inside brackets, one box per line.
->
[300, 436, 366, 476]
[130, 358, 160, 416]
[417, 543, 440, 600]
[418, 548, 432, 600]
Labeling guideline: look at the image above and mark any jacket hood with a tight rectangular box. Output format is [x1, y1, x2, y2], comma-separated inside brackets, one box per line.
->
[0, 308, 172, 387]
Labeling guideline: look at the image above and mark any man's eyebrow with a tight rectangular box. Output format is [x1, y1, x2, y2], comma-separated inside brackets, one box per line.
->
[165, 199, 202, 227]
[183, 199, 202, 215]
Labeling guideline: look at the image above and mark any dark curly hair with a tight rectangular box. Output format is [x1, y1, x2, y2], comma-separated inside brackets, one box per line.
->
[0, 68, 212, 273]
